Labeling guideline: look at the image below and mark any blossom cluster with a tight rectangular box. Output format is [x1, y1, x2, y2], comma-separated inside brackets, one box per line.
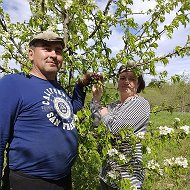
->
[163, 156, 188, 168]
[158, 124, 190, 136]
[65, 0, 73, 9]
[107, 170, 117, 180]
[158, 126, 174, 135]
[147, 159, 163, 175]
[107, 148, 128, 163]
[107, 148, 118, 156]
[180, 125, 189, 134]
[136, 131, 145, 139]
[147, 159, 160, 170]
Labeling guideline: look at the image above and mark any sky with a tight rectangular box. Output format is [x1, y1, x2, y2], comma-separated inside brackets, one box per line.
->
[0, 0, 189, 83]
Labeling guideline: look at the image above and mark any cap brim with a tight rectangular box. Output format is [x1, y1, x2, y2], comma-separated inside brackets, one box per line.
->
[29, 39, 64, 48]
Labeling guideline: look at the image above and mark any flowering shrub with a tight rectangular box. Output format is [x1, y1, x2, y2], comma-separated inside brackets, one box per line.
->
[163, 156, 188, 168]
[72, 110, 190, 190]
[141, 118, 190, 189]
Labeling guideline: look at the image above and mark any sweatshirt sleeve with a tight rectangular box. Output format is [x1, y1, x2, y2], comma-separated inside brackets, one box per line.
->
[0, 75, 20, 179]
[90, 99, 102, 127]
[71, 83, 86, 114]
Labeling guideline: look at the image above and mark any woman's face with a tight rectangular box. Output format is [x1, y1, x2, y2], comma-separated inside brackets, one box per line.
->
[117, 71, 139, 95]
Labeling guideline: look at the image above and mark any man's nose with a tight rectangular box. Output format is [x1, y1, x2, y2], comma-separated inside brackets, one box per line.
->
[49, 50, 57, 57]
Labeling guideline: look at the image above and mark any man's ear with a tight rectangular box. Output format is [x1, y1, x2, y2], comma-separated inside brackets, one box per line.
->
[28, 48, 34, 61]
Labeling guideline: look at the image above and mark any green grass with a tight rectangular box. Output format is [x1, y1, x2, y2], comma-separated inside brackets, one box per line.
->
[150, 111, 190, 126]
[143, 111, 190, 190]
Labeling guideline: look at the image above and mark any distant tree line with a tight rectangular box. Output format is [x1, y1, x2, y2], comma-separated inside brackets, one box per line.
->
[144, 79, 190, 113]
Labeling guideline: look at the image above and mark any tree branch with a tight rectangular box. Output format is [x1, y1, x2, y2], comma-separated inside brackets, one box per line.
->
[0, 18, 26, 59]
[63, 0, 113, 53]
[40, 0, 45, 31]
[134, 45, 190, 69]
[0, 65, 8, 73]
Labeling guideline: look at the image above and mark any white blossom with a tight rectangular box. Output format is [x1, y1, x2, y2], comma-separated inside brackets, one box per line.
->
[174, 117, 180, 122]
[159, 168, 164, 176]
[147, 159, 160, 170]
[121, 0, 127, 6]
[180, 125, 190, 134]
[74, 114, 79, 122]
[65, 0, 73, 10]
[136, 131, 145, 139]
[107, 171, 117, 179]
[107, 148, 118, 156]
[119, 154, 126, 161]
[164, 156, 188, 168]
[4, 32, 10, 38]
[175, 156, 188, 168]
[107, 12, 114, 18]
[163, 158, 174, 166]
[130, 185, 138, 190]
[159, 126, 174, 135]
[146, 147, 151, 154]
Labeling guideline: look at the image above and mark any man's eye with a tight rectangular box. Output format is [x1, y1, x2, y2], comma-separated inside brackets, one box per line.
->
[44, 47, 51, 51]
[55, 49, 62, 54]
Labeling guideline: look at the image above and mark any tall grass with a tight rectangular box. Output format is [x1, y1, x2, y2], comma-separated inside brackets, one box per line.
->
[143, 111, 190, 190]
[150, 111, 190, 126]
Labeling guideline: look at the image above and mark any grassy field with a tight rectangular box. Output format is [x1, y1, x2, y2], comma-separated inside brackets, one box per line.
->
[143, 111, 190, 190]
[150, 111, 190, 126]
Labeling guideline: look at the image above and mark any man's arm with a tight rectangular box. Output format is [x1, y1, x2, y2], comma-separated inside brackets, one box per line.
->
[0, 75, 20, 180]
[71, 72, 103, 114]
[71, 83, 86, 114]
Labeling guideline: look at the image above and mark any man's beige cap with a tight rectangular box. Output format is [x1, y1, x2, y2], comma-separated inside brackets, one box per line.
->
[29, 30, 64, 47]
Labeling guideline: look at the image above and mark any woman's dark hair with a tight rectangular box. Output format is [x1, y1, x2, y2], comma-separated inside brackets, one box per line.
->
[117, 65, 145, 93]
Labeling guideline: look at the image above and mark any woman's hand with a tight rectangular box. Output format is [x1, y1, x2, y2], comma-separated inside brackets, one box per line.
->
[92, 84, 108, 117]
[92, 84, 103, 102]
[99, 107, 108, 117]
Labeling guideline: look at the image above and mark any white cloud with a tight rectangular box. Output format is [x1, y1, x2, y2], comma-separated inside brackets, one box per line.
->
[156, 23, 190, 57]
[104, 27, 124, 55]
[2, 0, 31, 22]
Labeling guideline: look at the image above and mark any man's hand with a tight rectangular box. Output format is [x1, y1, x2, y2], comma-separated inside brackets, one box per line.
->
[78, 72, 104, 87]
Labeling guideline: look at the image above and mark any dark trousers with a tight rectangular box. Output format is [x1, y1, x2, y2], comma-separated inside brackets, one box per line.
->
[7, 170, 72, 190]
[99, 180, 118, 190]
[1, 165, 10, 190]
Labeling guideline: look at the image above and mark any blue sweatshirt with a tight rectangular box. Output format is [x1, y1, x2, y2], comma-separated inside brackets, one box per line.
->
[0, 73, 85, 180]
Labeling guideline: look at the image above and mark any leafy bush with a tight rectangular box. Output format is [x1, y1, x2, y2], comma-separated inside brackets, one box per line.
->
[72, 110, 190, 190]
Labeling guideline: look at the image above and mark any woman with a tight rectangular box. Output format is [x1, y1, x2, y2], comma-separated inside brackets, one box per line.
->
[90, 65, 150, 189]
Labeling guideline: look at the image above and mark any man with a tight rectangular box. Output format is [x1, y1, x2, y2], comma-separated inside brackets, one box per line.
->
[0, 30, 94, 190]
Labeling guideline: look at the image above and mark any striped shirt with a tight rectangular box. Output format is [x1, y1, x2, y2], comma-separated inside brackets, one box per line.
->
[91, 96, 150, 189]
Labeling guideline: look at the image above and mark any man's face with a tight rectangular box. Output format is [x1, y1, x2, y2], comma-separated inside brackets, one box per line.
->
[28, 41, 64, 80]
